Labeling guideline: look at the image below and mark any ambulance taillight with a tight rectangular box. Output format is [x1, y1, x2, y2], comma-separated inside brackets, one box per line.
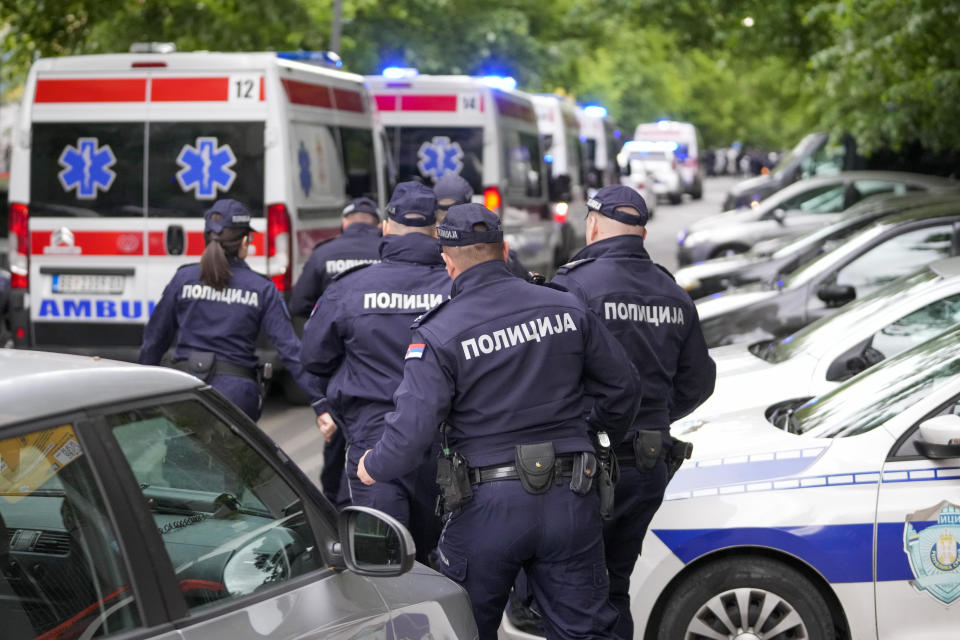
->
[266, 203, 292, 292]
[483, 186, 502, 214]
[9, 203, 29, 290]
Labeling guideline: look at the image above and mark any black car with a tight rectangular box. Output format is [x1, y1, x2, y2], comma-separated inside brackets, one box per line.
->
[696, 200, 960, 346]
[677, 192, 960, 299]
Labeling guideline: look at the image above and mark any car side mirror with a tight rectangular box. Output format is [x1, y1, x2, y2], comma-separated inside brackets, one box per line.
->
[771, 208, 786, 225]
[817, 283, 856, 307]
[825, 337, 885, 382]
[337, 506, 415, 577]
[914, 415, 960, 459]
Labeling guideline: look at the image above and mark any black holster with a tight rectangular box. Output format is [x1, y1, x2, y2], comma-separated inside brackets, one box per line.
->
[597, 453, 618, 520]
[633, 429, 664, 472]
[435, 452, 473, 515]
[569, 451, 598, 495]
[515, 442, 557, 494]
[172, 351, 216, 382]
[667, 438, 694, 480]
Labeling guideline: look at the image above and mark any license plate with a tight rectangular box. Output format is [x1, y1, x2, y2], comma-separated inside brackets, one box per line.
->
[52, 274, 126, 294]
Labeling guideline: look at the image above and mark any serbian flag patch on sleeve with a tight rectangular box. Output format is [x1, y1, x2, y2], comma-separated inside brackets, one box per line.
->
[405, 343, 426, 360]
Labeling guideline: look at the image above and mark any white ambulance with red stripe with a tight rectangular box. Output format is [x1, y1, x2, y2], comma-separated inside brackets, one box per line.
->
[366, 72, 558, 273]
[7, 51, 387, 358]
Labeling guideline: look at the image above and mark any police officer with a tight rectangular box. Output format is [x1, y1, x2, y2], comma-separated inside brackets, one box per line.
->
[140, 199, 326, 423]
[433, 174, 533, 281]
[356, 202, 642, 640]
[288, 196, 382, 318]
[301, 182, 450, 556]
[552, 184, 716, 640]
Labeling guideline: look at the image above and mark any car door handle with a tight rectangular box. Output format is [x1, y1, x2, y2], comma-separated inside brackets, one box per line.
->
[166, 225, 185, 255]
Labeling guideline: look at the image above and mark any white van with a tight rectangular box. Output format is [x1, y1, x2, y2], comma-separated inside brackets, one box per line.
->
[366, 72, 557, 273]
[576, 105, 623, 195]
[7, 51, 387, 359]
[532, 94, 587, 264]
[619, 139, 680, 206]
[634, 120, 704, 200]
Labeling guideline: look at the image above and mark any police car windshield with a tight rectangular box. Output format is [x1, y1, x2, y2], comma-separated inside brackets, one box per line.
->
[759, 268, 939, 363]
[793, 324, 960, 437]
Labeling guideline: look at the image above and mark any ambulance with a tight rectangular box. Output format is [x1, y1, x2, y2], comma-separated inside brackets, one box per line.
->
[532, 94, 586, 264]
[576, 104, 623, 195]
[366, 71, 557, 274]
[7, 50, 388, 359]
[634, 120, 705, 200]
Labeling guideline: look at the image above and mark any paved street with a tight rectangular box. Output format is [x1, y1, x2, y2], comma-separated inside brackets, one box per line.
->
[259, 175, 739, 486]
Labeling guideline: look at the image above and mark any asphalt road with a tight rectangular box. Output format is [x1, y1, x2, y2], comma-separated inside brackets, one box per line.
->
[259, 175, 741, 486]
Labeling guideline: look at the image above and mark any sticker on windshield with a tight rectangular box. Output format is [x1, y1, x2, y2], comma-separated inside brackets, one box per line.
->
[417, 136, 464, 180]
[176, 136, 237, 199]
[0, 425, 84, 504]
[904, 501, 960, 604]
[58, 137, 117, 199]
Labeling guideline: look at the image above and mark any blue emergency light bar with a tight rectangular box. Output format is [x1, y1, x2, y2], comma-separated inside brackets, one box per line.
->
[480, 75, 517, 91]
[583, 105, 608, 118]
[382, 67, 419, 79]
[277, 51, 343, 68]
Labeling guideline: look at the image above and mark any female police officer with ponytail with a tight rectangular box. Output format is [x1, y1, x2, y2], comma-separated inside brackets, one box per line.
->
[140, 199, 326, 422]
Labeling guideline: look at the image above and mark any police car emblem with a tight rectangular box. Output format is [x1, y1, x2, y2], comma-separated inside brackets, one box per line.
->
[417, 136, 464, 180]
[176, 136, 237, 200]
[904, 501, 960, 604]
[58, 137, 117, 199]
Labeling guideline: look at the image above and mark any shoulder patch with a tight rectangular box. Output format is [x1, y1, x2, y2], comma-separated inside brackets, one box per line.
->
[411, 298, 450, 328]
[656, 263, 677, 282]
[555, 257, 596, 274]
[332, 262, 374, 281]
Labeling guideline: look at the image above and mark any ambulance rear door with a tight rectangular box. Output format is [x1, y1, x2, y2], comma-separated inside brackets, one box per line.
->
[143, 67, 268, 308]
[25, 69, 152, 357]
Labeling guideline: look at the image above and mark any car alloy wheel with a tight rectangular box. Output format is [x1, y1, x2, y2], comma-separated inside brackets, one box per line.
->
[685, 587, 807, 639]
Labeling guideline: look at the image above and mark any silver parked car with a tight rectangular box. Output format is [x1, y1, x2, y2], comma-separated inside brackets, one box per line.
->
[677, 171, 958, 265]
[0, 350, 478, 640]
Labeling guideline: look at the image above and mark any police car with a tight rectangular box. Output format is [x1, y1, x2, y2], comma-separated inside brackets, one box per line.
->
[7, 49, 388, 359]
[684, 257, 960, 422]
[366, 70, 559, 274]
[503, 323, 960, 640]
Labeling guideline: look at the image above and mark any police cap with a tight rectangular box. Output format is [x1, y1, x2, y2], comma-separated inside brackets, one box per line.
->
[437, 203, 503, 246]
[342, 196, 380, 219]
[386, 182, 437, 227]
[204, 199, 255, 234]
[586, 185, 649, 226]
[433, 174, 474, 206]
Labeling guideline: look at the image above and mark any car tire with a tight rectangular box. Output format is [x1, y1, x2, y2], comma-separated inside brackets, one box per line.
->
[657, 557, 836, 640]
[692, 179, 703, 200]
[668, 192, 683, 205]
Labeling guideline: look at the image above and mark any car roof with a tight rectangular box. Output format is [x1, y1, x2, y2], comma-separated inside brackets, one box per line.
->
[0, 350, 201, 428]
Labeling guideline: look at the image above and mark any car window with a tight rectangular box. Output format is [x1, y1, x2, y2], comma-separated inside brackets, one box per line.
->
[891, 396, 960, 458]
[106, 399, 322, 612]
[0, 424, 140, 639]
[780, 183, 846, 215]
[854, 179, 907, 200]
[338, 127, 379, 201]
[835, 224, 954, 293]
[387, 126, 483, 194]
[872, 293, 960, 359]
[504, 129, 544, 198]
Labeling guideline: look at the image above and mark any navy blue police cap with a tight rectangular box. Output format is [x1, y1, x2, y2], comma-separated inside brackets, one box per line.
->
[586, 185, 649, 226]
[204, 199, 255, 234]
[437, 203, 503, 246]
[342, 197, 380, 219]
[433, 174, 474, 205]
[386, 182, 437, 227]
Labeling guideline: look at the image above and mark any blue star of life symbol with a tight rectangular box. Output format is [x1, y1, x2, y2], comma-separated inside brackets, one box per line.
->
[298, 141, 312, 197]
[176, 136, 237, 200]
[417, 136, 464, 180]
[57, 137, 117, 199]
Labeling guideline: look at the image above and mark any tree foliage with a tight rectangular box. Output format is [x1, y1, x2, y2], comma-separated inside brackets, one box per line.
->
[2, 0, 957, 152]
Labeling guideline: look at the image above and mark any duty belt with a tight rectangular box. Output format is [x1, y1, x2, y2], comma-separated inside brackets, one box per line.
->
[470, 455, 576, 484]
[214, 360, 258, 381]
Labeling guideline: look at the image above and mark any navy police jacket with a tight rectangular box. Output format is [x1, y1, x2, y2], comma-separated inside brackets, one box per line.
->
[552, 235, 716, 438]
[139, 258, 324, 409]
[363, 259, 642, 482]
[301, 233, 451, 449]
[289, 223, 382, 317]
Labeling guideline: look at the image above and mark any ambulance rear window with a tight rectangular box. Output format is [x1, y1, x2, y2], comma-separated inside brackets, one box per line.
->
[504, 130, 543, 198]
[386, 126, 483, 194]
[31, 123, 146, 217]
[339, 127, 378, 200]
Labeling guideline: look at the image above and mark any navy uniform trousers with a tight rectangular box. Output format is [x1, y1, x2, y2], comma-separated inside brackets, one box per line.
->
[436, 480, 616, 640]
[212, 374, 262, 422]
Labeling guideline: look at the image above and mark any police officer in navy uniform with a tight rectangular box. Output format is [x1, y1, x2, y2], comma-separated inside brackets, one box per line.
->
[552, 184, 716, 640]
[433, 174, 533, 281]
[140, 199, 326, 423]
[301, 182, 450, 557]
[289, 196, 382, 318]
[356, 202, 641, 640]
